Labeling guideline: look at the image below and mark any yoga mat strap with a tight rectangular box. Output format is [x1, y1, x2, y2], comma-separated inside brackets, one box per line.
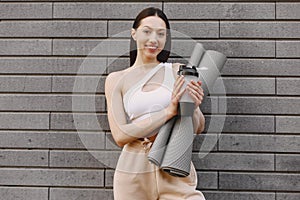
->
[179, 102, 195, 116]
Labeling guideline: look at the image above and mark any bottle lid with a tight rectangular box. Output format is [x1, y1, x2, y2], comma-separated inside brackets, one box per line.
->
[177, 64, 199, 77]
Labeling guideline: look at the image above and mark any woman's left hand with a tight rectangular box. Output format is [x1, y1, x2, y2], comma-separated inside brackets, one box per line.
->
[186, 80, 204, 109]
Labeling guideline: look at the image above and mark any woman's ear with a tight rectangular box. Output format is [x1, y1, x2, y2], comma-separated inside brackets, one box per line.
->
[131, 28, 137, 41]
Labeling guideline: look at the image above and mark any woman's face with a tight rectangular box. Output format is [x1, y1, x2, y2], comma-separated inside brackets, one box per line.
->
[132, 15, 167, 63]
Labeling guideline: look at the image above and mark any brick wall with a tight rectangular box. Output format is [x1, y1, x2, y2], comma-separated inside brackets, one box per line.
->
[0, 1, 299, 200]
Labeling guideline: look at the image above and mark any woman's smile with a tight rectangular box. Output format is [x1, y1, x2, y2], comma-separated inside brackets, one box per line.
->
[145, 44, 159, 53]
[145, 45, 158, 50]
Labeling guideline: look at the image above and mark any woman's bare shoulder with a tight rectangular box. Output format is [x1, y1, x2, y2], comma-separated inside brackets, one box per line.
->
[106, 68, 130, 83]
[105, 68, 129, 96]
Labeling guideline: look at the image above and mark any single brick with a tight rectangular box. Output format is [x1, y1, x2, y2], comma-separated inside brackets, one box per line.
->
[0, 131, 50, 149]
[107, 57, 130, 73]
[52, 76, 106, 93]
[192, 134, 219, 153]
[0, 3, 52, 19]
[222, 59, 300, 76]
[0, 113, 49, 130]
[0, 39, 51, 55]
[0, 76, 51, 92]
[277, 78, 300, 95]
[219, 172, 300, 191]
[64, 95, 106, 112]
[277, 41, 300, 58]
[172, 40, 275, 58]
[214, 77, 275, 95]
[219, 97, 300, 115]
[277, 193, 300, 200]
[108, 21, 132, 38]
[0, 94, 106, 112]
[192, 153, 274, 171]
[50, 150, 120, 169]
[205, 115, 274, 133]
[0, 150, 48, 167]
[50, 188, 113, 200]
[54, 2, 162, 19]
[105, 169, 114, 187]
[204, 191, 275, 200]
[0, 58, 106, 75]
[169, 21, 219, 38]
[0, 21, 107, 38]
[0, 131, 105, 150]
[219, 135, 300, 153]
[276, 154, 300, 171]
[221, 22, 300, 38]
[0, 187, 48, 200]
[164, 3, 274, 19]
[276, 116, 300, 133]
[50, 113, 109, 131]
[0, 168, 104, 187]
[277, 3, 300, 19]
[197, 171, 218, 189]
[53, 39, 129, 56]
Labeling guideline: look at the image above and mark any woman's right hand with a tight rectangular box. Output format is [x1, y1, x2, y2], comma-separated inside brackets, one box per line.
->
[166, 74, 186, 118]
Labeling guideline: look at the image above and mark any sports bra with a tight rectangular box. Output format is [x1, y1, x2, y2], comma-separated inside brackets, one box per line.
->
[123, 62, 175, 122]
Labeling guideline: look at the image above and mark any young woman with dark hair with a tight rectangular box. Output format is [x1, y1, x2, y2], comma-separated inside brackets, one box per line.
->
[105, 7, 206, 200]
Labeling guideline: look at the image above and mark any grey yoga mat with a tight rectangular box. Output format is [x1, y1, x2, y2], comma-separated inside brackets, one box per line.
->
[148, 43, 227, 177]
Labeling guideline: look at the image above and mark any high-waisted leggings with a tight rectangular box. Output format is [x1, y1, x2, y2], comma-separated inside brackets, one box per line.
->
[113, 139, 206, 200]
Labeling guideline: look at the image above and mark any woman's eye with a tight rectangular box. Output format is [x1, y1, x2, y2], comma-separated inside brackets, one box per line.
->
[158, 32, 165, 37]
[143, 30, 151, 34]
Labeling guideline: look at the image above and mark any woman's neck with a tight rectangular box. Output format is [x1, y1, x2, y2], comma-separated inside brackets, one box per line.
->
[132, 56, 160, 70]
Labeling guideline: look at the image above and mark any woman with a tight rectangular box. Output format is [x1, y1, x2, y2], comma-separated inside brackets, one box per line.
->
[105, 7, 206, 200]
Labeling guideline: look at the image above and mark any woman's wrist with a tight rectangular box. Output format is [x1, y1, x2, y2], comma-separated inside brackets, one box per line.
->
[165, 106, 177, 120]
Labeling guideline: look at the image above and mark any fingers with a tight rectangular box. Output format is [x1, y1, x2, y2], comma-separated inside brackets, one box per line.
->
[172, 76, 205, 108]
[187, 88, 203, 105]
[172, 75, 185, 99]
[187, 80, 204, 97]
[186, 80, 204, 106]
[176, 83, 186, 100]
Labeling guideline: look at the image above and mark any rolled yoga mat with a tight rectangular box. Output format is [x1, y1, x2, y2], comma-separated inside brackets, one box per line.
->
[148, 43, 227, 177]
[161, 65, 198, 177]
[147, 116, 177, 167]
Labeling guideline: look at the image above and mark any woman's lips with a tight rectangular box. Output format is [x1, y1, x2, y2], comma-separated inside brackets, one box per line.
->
[145, 45, 158, 50]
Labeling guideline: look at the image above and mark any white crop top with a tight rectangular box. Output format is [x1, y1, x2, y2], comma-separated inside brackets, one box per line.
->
[123, 63, 175, 122]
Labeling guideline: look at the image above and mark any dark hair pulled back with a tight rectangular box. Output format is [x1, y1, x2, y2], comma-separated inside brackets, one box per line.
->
[130, 7, 171, 66]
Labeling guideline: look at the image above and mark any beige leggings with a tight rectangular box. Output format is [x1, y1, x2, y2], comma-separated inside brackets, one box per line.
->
[113, 139, 206, 200]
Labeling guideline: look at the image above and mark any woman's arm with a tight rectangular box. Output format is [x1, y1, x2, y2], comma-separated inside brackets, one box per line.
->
[192, 107, 205, 134]
[105, 71, 185, 147]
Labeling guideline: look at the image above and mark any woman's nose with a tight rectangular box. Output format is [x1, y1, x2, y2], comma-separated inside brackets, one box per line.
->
[148, 33, 158, 43]
[150, 31, 159, 39]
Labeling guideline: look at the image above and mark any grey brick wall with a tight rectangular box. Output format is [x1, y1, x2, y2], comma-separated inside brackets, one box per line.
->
[0, 1, 299, 200]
